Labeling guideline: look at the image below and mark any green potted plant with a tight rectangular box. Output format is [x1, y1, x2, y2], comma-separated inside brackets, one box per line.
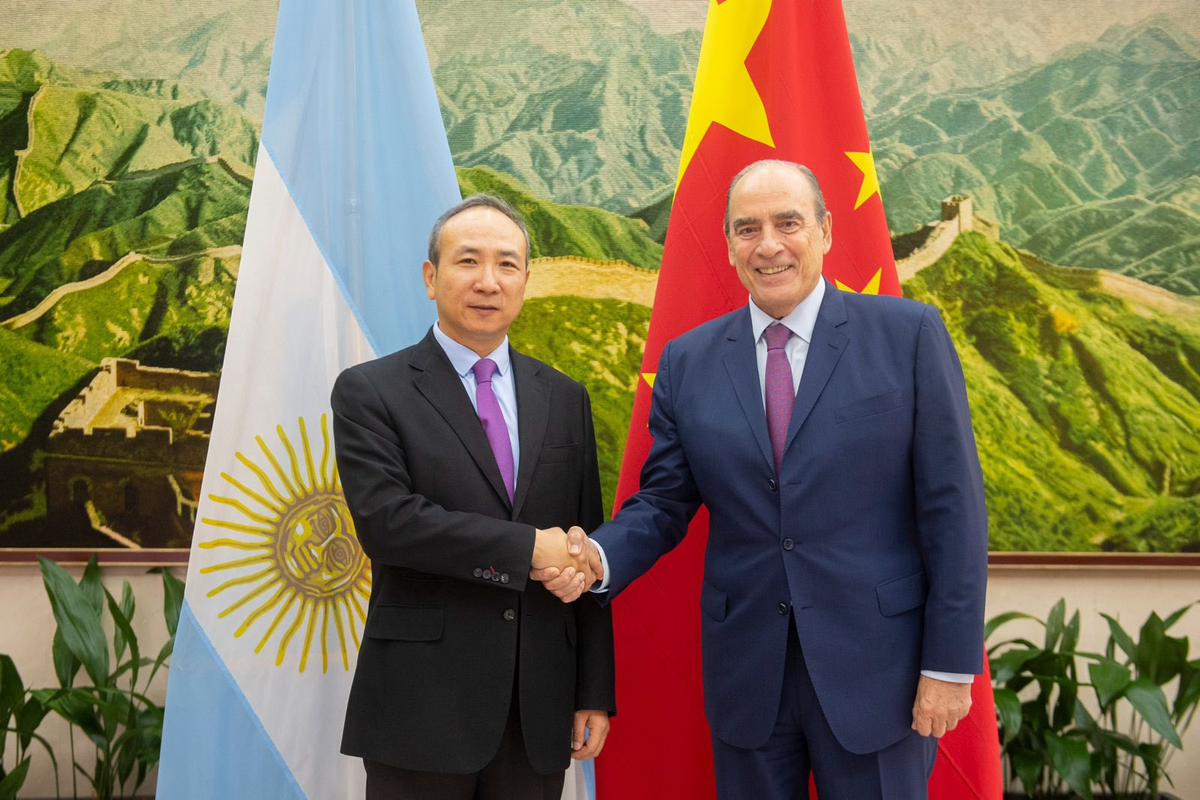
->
[988, 599, 1199, 799]
[0, 556, 183, 800]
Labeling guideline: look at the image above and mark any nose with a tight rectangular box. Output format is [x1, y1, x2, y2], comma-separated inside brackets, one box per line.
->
[476, 264, 501, 292]
[756, 226, 784, 257]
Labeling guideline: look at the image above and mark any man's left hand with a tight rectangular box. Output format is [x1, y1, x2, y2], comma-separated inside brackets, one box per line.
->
[571, 709, 610, 760]
[911, 675, 972, 738]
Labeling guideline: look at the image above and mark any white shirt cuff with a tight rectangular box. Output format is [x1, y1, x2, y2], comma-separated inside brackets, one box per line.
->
[920, 670, 974, 683]
[589, 539, 611, 593]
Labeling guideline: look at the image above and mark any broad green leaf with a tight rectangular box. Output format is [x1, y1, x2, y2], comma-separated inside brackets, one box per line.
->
[984, 611, 1041, 642]
[39, 557, 109, 688]
[0, 757, 30, 800]
[1102, 613, 1137, 660]
[151, 568, 185, 637]
[1061, 610, 1081, 655]
[14, 696, 49, 751]
[1162, 602, 1193, 631]
[1074, 698, 1097, 731]
[1174, 660, 1200, 718]
[1044, 732, 1093, 800]
[991, 647, 1041, 683]
[79, 555, 104, 615]
[1135, 613, 1184, 685]
[1053, 674, 1077, 731]
[0, 656, 22, 729]
[1088, 658, 1131, 709]
[1044, 599, 1066, 651]
[36, 688, 105, 741]
[105, 587, 140, 691]
[993, 688, 1022, 744]
[114, 580, 135, 662]
[1009, 747, 1043, 796]
[1125, 678, 1182, 748]
[52, 628, 80, 689]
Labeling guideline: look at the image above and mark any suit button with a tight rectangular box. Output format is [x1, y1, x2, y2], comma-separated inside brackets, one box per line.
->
[503, 609, 516, 621]
[473, 568, 483, 578]
[492, 573, 501, 582]
[782, 538, 794, 551]
[778, 603, 789, 616]
[768, 478, 777, 491]
[482, 569, 493, 580]
[500, 573, 510, 584]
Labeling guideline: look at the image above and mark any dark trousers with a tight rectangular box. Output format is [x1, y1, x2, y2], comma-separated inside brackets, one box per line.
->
[711, 618, 937, 800]
[363, 686, 565, 800]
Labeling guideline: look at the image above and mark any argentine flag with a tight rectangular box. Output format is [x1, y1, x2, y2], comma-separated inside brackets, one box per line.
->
[156, 1, 461, 796]
[158, 1, 594, 796]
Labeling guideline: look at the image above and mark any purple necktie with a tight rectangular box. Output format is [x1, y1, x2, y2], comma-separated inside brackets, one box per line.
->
[472, 358, 515, 503]
[764, 323, 795, 476]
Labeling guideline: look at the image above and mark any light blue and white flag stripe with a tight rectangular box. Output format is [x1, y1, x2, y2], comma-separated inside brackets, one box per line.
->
[158, 1, 456, 797]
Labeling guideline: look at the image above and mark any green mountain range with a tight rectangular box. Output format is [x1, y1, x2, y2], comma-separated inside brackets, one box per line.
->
[458, 165, 662, 268]
[873, 19, 1200, 294]
[905, 232, 1200, 552]
[417, 0, 699, 215]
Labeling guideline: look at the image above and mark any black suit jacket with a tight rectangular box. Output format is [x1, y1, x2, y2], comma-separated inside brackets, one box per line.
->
[333, 329, 616, 775]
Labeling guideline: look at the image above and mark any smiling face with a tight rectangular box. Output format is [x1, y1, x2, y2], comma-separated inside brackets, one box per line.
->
[422, 206, 529, 356]
[726, 163, 833, 319]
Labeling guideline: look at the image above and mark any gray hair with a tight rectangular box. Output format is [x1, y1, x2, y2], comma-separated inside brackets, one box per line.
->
[724, 160, 827, 236]
[427, 193, 531, 267]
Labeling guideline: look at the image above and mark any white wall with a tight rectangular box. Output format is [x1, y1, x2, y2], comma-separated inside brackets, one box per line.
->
[3, 562, 1198, 798]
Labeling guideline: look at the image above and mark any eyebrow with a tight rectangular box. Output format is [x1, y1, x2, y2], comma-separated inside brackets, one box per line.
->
[731, 209, 806, 230]
[451, 246, 523, 260]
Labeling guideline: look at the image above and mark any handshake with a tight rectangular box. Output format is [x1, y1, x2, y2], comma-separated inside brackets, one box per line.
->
[529, 526, 604, 603]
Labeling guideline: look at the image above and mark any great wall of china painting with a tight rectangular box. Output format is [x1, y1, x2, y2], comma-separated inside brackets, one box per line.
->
[1, 0, 1198, 555]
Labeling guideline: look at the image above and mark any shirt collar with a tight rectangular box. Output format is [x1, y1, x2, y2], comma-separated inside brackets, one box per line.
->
[432, 322, 512, 379]
[748, 278, 827, 345]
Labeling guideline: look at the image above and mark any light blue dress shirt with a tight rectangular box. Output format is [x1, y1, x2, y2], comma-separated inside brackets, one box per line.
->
[432, 322, 520, 476]
[589, 286, 970, 683]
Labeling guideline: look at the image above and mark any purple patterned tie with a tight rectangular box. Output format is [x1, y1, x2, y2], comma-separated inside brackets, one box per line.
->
[472, 358, 515, 503]
[764, 323, 795, 476]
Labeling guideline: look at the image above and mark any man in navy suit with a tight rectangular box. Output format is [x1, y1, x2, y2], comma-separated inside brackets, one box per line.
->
[535, 160, 988, 798]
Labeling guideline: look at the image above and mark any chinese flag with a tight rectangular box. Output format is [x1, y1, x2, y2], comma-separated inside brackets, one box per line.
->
[594, 0, 1002, 798]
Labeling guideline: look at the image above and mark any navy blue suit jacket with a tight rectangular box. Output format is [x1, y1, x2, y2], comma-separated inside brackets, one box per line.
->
[593, 281, 987, 755]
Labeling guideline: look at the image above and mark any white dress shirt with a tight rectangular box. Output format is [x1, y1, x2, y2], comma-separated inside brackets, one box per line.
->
[589, 288, 970, 683]
[432, 322, 520, 475]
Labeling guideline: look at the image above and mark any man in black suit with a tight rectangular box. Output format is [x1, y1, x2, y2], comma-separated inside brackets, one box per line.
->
[332, 194, 616, 799]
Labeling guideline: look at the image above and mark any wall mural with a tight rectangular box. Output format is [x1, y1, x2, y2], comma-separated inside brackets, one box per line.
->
[0, 0, 1197, 554]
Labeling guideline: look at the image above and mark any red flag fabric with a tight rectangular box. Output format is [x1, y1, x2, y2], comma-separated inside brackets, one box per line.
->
[594, 0, 1001, 798]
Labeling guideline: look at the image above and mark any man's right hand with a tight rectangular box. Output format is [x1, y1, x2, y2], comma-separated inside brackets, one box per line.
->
[530, 526, 604, 603]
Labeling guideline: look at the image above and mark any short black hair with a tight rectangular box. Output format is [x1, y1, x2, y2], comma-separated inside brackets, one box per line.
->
[427, 193, 531, 267]
[724, 160, 827, 236]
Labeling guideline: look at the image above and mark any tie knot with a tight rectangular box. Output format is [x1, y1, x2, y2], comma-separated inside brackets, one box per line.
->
[472, 358, 498, 384]
[764, 324, 792, 351]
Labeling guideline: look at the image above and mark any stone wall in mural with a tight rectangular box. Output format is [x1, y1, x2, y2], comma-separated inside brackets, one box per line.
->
[1, 0, 1197, 553]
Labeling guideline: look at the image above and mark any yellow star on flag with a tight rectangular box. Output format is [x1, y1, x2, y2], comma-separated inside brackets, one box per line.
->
[642, 373, 657, 389]
[675, 0, 775, 188]
[835, 269, 883, 295]
[845, 149, 881, 210]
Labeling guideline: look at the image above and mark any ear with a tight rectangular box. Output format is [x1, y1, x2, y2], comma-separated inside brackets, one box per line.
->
[421, 260, 437, 300]
[821, 211, 833, 255]
[726, 234, 736, 267]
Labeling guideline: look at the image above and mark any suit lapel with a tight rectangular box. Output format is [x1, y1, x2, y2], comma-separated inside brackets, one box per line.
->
[411, 331, 512, 508]
[722, 309, 775, 474]
[785, 282, 849, 453]
[510, 349, 548, 520]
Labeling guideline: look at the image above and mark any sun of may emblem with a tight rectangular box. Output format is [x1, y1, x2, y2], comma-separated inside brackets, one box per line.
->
[199, 414, 371, 673]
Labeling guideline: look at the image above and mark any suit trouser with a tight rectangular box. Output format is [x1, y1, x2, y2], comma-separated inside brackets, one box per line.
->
[711, 615, 937, 800]
[363, 639, 566, 800]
